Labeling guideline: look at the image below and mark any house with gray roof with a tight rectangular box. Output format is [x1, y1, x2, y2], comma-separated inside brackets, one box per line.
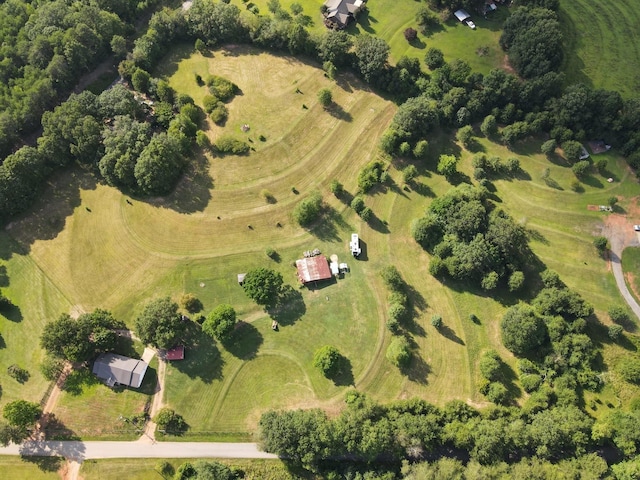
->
[92, 353, 148, 388]
[324, 0, 365, 29]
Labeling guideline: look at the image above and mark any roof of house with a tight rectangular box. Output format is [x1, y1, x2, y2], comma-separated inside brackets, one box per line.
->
[166, 345, 185, 361]
[325, 0, 364, 28]
[92, 353, 148, 389]
[296, 255, 333, 283]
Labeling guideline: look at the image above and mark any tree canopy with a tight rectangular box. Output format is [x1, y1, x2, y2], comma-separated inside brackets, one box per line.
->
[242, 268, 284, 307]
[501, 304, 547, 356]
[202, 304, 237, 341]
[134, 297, 185, 349]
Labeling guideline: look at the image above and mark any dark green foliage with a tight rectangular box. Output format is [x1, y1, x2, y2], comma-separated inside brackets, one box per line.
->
[387, 337, 412, 368]
[593, 236, 609, 254]
[402, 165, 418, 183]
[206, 75, 238, 102]
[500, 8, 563, 78]
[7, 364, 29, 383]
[608, 324, 624, 341]
[508, 271, 525, 292]
[481, 271, 499, 291]
[572, 160, 590, 178]
[609, 305, 630, 325]
[360, 206, 373, 222]
[357, 160, 386, 193]
[431, 315, 442, 329]
[329, 180, 343, 196]
[411, 216, 442, 252]
[501, 304, 547, 355]
[153, 408, 188, 435]
[484, 382, 509, 405]
[593, 410, 640, 457]
[203, 304, 237, 341]
[413, 140, 429, 159]
[259, 408, 333, 468]
[416, 7, 440, 35]
[437, 154, 458, 179]
[390, 96, 440, 142]
[351, 195, 365, 214]
[541, 138, 557, 155]
[214, 135, 250, 155]
[533, 286, 593, 320]
[424, 48, 445, 69]
[40, 355, 65, 382]
[318, 88, 332, 107]
[456, 125, 474, 148]
[479, 350, 503, 382]
[180, 293, 203, 314]
[2, 400, 41, 429]
[521, 373, 543, 393]
[317, 31, 353, 67]
[41, 309, 123, 363]
[353, 35, 390, 84]
[480, 115, 497, 137]
[562, 140, 584, 162]
[527, 406, 593, 459]
[242, 268, 284, 307]
[134, 133, 185, 195]
[293, 191, 323, 226]
[618, 357, 640, 384]
[134, 297, 185, 350]
[313, 345, 342, 377]
[388, 303, 409, 324]
[380, 266, 404, 292]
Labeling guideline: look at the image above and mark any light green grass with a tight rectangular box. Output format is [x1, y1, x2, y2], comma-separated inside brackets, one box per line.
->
[0, 457, 63, 479]
[558, 0, 640, 97]
[52, 356, 157, 440]
[80, 458, 308, 480]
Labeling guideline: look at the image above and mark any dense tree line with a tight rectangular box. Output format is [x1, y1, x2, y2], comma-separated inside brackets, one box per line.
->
[259, 391, 640, 477]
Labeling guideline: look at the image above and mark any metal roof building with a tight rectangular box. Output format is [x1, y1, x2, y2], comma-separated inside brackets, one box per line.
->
[92, 353, 149, 389]
[296, 255, 333, 284]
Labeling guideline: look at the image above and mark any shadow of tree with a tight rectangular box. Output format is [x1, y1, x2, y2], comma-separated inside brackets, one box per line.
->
[0, 265, 8, 286]
[172, 323, 224, 383]
[222, 321, 263, 360]
[61, 369, 101, 396]
[411, 181, 435, 197]
[267, 285, 306, 326]
[402, 352, 430, 385]
[327, 103, 353, 122]
[366, 211, 390, 234]
[19, 454, 64, 472]
[309, 206, 349, 242]
[330, 355, 355, 386]
[0, 303, 22, 322]
[41, 413, 80, 441]
[437, 324, 465, 345]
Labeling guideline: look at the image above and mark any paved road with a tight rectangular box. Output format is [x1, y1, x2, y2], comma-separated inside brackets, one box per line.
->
[0, 441, 277, 461]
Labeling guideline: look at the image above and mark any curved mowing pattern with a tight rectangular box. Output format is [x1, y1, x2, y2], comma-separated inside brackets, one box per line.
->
[559, 0, 640, 97]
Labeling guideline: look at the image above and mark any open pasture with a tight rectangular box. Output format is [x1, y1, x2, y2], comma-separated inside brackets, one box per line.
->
[1, 39, 639, 438]
[558, 0, 640, 97]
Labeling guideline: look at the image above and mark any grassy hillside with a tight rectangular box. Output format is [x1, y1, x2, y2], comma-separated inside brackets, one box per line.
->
[559, 0, 640, 97]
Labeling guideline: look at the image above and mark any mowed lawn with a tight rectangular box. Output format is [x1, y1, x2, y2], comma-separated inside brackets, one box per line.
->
[0, 457, 63, 479]
[2, 40, 639, 440]
[559, 0, 640, 97]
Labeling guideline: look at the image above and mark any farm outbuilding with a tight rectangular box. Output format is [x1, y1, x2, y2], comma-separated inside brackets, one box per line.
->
[324, 0, 365, 29]
[92, 353, 148, 388]
[454, 9, 471, 22]
[296, 255, 332, 284]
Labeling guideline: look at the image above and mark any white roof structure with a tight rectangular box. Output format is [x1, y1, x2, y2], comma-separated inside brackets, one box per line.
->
[454, 9, 471, 22]
[350, 233, 361, 256]
[92, 353, 148, 389]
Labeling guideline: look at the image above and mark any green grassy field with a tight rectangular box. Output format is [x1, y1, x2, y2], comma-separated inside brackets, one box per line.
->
[1, 39, 639, 441]
[0, 457, 63, 479]
[80, 458, 308, 480]
[621, 247, 640, 305]
[558, 0, 640, 97]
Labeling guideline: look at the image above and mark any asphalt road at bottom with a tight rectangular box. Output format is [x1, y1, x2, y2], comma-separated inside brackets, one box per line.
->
[0, 441, 278, 460]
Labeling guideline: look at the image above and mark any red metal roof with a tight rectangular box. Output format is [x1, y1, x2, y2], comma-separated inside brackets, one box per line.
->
[166, 345, 185, 361]
[296, 255, 332, 283]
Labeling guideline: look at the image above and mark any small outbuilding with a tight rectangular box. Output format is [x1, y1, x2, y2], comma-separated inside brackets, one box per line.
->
[237, 273, 246, 286]
[166, 345, 185, 361]
[454, 9, 471, 22]
[92, 353, 148, 388]
[296, 254, 333, 284]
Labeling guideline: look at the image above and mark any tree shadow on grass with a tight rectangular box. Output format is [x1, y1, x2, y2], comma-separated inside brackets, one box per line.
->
[0, 334, 5, 349]
[411, 181, 435, 197]
[330, 355, 355, 386]
[309, 206, 349, 242]
[267, 285, 306, 326]
[41, 413, 80, 441]
[581, 174, 604, 189]
[0, 265, 8, 286]
[0, 303, 22, 322]
[437, 325, 465, 345]
[365, 211, 389, 234]
[61, 368, 101, 396]
[19, 455, 64, 472]
[222, 321, 263, 360]
[172, 323, 224, 383]
[402, 352, 430, 385]
[327, 103, 352, 122]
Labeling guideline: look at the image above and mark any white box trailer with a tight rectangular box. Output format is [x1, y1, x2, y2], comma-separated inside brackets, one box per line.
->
[350, 233, 361, 257]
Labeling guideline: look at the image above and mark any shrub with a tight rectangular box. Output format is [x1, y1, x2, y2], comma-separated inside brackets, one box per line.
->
[357, 160, 386, 193]
[572, 160, 590, 178]
[214, 136, 250, 155]
[413, 140, 429, 159]
[608, 196, 618, 207]
[404, 27, 418, 42]
[265, 247, 277, 259]
[180, 293, 203, 314]
[206, 75, 238, 102]
[154, 408, 187, 434]
[456, 125, 474, 149]
[209, 103, 228, 125]
[541, 139, 556, 156]
[156, 460, 174, 477]
[196, 131, 211, 150]
[203, 304, 237, 341]
[481, 271, 499, 291]
[313, 345, 342, 377]
[618, 357, 640, 384]
[402, 165, 418, 184]
[431, 314, 442, 328]
[479, 350, 502, 382]
[485, 382, 509, 405]
[481, 115, 497, 137]
[570, 179, 582, 192]
[386, 317, 401, 334]
[562, 140, 584, 162]
[424, 48, 444, 69]
[508, 271, 525, 292]
[261, 189, 276, 203]
[521, 373, 542, 393]
[380, 266, 405, 291]
[293, 191, 323, 227]
[7, 364, 29, 383]
[595, 158, 608, 174]
[429, 256, 446, 277]
[608, 324, 624, 340]
[40, 356, 65, 381]
[388, 302, 409, 323]
[329, 180, 343, 196]
[386, 337, 412, 368]
[318, 88, 332, 107]
[609, 306, 630, 325]
[359, 206, 373, 222]
[593, 236, 609, 254]
[437, 154, 458, 179]
[351, 195, 365, 214]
